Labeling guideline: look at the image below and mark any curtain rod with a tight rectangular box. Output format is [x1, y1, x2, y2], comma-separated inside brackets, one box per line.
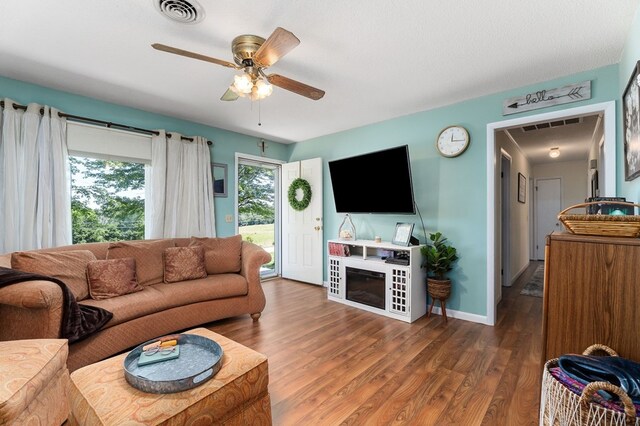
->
[0, 100, 213, 146]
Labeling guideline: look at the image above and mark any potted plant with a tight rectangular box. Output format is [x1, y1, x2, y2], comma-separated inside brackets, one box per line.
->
[420, 232, 459, 320]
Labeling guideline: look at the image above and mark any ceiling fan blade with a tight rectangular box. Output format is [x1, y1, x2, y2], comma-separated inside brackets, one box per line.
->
[253, 27, 300, 67]
[152, 43, 239, 69]
[267, 74, 325, 100]
[220, 87, 240, 101]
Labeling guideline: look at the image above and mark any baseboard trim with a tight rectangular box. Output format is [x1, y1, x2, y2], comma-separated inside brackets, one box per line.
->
[428, 306, 489, 325]
[511, 263, 529, 285]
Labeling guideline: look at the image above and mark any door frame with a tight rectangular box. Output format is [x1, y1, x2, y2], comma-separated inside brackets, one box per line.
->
[485, 100, 615, 326]
[500, 150, 512, 291]
[235, 153, 285, 278]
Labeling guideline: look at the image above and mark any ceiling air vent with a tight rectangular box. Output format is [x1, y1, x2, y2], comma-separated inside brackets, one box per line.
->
[154, 0, 205, 24]
[521, 117, 583, 132]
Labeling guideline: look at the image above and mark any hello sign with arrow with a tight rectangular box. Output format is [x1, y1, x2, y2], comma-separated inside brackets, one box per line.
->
[502, 80, 591, 116]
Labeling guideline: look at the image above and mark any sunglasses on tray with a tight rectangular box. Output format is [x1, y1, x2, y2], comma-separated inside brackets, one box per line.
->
[142, 346, 176, 356]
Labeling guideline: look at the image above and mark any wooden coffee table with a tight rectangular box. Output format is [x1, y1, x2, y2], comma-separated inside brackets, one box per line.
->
[68, 328, 271, 425]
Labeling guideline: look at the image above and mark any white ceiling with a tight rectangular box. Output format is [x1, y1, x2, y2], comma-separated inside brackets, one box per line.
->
[0, 0, 637, 144]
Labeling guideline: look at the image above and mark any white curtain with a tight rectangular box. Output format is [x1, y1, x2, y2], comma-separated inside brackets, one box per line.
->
[0, 99, 71, 253]
[146, 131, 216, 238]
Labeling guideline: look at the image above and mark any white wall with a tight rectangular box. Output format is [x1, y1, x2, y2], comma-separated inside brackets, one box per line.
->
[496, 132, 532, 283]
[533, 160, 588, 211]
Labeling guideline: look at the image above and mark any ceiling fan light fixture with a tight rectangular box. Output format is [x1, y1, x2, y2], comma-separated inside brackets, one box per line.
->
[549, 147, 560, 158]
[255, 78, 273, 99]
[152, 27, 325, 102]
[233, 74, 253, 94]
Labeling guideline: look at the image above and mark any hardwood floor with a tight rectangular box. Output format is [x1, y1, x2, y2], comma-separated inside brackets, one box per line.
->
[205, 261, 544, 425]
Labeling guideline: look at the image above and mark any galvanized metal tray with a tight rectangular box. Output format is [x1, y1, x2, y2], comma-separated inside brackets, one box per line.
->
[123, 333, 223, 394]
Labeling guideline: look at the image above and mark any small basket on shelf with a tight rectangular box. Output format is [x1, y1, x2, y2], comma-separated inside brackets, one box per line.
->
[540, 344, 639, 426]
[558, 201, 640, 238]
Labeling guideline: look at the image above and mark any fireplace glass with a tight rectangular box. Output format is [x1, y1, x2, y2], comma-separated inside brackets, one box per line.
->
[346, 267, 385, 310]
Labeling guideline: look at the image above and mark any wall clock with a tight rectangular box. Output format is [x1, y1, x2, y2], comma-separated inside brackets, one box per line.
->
[436, 125, 470, 158]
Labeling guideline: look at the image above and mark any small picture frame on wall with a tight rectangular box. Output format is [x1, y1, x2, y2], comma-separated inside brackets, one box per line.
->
[623, 60, 640, 181]
[211, 163, 228, 197]
[518, 172, 526, 204]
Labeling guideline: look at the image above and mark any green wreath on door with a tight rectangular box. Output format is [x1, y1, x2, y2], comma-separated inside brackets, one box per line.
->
[288, 178, 312, 211]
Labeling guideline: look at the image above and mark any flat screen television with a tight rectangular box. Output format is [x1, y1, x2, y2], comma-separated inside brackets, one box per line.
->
[328, 145, 416, 214]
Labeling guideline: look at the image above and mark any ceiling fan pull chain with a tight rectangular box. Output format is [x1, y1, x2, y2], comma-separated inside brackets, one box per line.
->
[258, 99, 262, 126]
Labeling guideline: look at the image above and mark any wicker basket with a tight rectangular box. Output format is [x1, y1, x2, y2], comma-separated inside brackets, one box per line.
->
[558, 201, 640, 237]
[540, 344, 639, 426]
[427, 278, 451, 300]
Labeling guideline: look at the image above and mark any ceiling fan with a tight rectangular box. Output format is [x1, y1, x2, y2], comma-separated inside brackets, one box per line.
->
[152, 27, 325, 102]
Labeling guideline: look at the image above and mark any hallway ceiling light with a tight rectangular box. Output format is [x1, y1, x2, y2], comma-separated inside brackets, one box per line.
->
[549, 147, 560, 158]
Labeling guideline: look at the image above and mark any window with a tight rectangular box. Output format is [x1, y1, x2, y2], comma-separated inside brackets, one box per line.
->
[70, 156, 145, 243]
[67, 122, 152, 243]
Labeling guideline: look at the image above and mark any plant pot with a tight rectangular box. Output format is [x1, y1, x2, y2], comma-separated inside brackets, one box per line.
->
[427, 277, 451, 300]
[427, 277, 451, 322]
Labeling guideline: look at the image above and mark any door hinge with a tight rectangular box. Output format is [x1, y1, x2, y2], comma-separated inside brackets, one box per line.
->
[535, 186, 538, 191]
[501, 269, 503, 275]
[501, 172, 503, 178]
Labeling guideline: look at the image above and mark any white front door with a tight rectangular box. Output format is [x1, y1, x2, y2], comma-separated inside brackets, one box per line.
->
[281, 158, 323, 285]
[535, 177, 562, 260]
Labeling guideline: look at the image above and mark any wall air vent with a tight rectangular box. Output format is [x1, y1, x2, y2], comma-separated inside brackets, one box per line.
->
[154, 0, 205, 24]
[521, 117, 583, 132]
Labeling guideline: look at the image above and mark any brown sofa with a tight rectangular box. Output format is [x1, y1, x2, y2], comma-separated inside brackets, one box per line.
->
[0, 237, 271, 371]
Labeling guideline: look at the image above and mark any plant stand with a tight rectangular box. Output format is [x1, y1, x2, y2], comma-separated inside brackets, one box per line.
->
[427, 278, 451, 322]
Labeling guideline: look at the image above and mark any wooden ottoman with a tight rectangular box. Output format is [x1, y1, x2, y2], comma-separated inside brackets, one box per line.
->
[0, 339, 70, 426]
[68, 328, 271, 425]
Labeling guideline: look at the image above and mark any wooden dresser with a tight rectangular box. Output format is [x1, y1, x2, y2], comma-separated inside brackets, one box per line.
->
[542, 232, 640, 363]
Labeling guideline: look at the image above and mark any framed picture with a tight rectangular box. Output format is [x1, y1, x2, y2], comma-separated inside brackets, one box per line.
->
[211, 163, 228, 197]
[623, 60, 640, 181]
[518, 172, 526, 204]
[392, 222, 415, 246]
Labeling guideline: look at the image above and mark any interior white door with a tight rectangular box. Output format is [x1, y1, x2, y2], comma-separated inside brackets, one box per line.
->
[535, 178, 562, 260]
[281, 158, 323, 285]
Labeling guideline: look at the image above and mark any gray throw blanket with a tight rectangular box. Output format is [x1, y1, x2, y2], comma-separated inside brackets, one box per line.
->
[0, 266, 112, 343]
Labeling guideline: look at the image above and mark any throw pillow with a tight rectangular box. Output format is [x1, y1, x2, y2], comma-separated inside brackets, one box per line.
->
[163, 246, 207, 283]
[11, 250, 97, 301]
[106, 239, 175, 286]
[86, 258, 143, 300]
[189, 235, 242, 274]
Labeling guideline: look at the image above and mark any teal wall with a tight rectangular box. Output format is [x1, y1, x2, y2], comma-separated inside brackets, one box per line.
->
[619, 5, 640, 201]
[290, 64, 619, 318]
[0, 76, 291, 236]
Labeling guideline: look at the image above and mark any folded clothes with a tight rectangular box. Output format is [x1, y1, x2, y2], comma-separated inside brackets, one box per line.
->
[558, 354, 640, 404]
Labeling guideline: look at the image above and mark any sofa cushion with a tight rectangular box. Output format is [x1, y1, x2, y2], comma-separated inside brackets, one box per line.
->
[11, 250, 96, 301]
[189, 235, 242, 274]
[106, 240, 175, 286]
[163, 246, 207, 283]
[79, 274, 248, 327]
[86, 258, 143, 300]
